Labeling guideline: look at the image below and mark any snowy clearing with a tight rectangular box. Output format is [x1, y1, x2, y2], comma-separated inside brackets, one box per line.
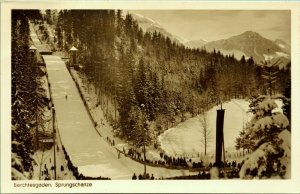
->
[158, 98, 284, 160]
[158, 99, 251, 157]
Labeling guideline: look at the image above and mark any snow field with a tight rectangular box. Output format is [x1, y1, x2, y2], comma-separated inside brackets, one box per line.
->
[158, 98, 284, 164]
[158, 99, 251, 159]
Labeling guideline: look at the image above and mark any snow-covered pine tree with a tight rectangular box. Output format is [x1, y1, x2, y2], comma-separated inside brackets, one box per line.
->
[235, 129, 254, 156]
[11, 11, 34, 180]
[126, 104, 153, 162]
[11, 10, 46, 180]
[238, 95, 290, 179]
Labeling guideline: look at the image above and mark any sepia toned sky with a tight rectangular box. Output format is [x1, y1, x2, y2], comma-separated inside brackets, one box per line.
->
[129, 10, 291, 44]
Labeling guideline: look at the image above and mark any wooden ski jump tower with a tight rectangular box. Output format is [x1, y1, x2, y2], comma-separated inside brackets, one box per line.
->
[215, 104, 225, 168]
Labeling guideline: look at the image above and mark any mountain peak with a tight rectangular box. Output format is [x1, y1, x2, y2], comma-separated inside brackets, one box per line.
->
[240, 30, 262, 38]
[205, 30, 288, 63]
[242, 30, 258, 35]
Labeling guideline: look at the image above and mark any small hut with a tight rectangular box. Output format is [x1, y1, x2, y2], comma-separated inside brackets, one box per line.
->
[69, 46, 78, 69]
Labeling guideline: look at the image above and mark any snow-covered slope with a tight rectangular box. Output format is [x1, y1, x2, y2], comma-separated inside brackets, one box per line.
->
[158, 98, 284, 158]
[45, 54, 198, 179]
[158, 99, 251, 157]
[131, 13, 162, 30]
[274, 39, 291, 54]
[185, 39, 208, 49]
[131, 13, 187, 45]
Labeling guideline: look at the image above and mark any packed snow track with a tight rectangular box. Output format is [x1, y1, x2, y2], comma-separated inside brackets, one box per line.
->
[43, 55, 196, 179]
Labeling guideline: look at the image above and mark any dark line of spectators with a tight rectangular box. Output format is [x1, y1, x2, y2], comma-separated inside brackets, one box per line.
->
[132, 173, 155, 180]
[61, 145, 110, 180]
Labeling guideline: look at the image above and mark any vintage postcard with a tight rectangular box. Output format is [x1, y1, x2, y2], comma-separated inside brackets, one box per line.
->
[1, 1, 300, 193]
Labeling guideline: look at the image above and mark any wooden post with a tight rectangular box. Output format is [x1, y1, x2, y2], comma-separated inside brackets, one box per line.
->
[215, 108, 225, 168]
[52, 108, 56, 180]
[143, 143, 146, 176]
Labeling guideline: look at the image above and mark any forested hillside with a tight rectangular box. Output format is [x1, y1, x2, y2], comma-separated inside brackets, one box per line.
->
[11, 10, 46, 179]
[52, 10, 290, 146]
[9, 9, 292, 181]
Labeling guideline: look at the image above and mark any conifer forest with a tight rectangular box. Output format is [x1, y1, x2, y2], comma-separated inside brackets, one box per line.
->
[10, 9, 291, 181]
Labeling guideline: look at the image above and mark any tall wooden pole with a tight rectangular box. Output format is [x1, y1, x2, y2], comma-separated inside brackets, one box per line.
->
[36, 102, 39, 149]
[52, 108, 56, 180]
[143, 143, 146, 176]
[221, 102, 226, 165]
[215, 106, 225, 168]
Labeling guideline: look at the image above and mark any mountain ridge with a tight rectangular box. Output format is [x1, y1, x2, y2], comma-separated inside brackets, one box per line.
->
[131, 13, 186, 45]
[130, 13, 290, 65]
[204, 30, 290, 63]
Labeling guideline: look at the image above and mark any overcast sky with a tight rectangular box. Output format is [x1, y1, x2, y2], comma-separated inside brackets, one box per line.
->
[128, 10, 291, 43]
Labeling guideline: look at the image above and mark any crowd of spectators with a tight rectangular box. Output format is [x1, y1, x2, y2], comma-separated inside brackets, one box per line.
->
[62, 145, 110, 180]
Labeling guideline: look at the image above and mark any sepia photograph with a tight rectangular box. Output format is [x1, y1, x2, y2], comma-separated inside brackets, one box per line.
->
[1, 1, 300, 193]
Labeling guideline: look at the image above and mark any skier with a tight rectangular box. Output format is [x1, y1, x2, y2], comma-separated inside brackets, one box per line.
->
[65, 93, 68, 100]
